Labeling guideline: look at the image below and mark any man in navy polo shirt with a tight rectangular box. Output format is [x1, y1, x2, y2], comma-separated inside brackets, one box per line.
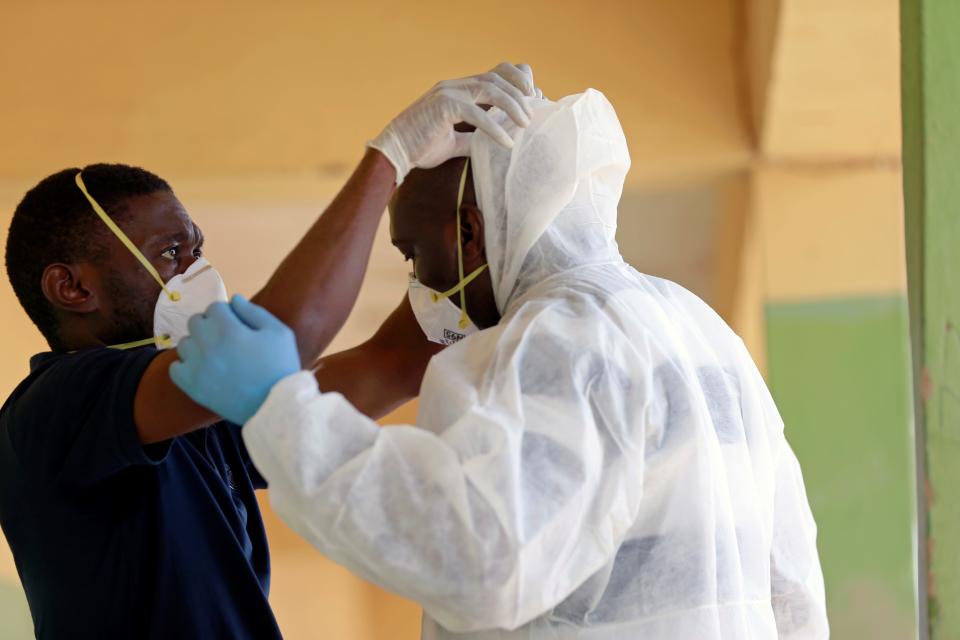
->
[0, 64, 536, 638]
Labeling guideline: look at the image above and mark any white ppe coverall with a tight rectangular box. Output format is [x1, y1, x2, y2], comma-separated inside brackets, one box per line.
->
[243, 90, 829, 639]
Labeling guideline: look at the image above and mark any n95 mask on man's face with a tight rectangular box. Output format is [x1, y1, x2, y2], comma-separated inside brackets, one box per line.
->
[408, 275, 480, 346]
[406, 157, 488, 347]
[153, 257, 228, 348]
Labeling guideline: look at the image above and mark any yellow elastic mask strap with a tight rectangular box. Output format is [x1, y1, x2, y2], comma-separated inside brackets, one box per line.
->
[107, 335, 173, 351]
[75, 172, 180, 302]
[429, 158, 487, 330]
[433, 264, 488, 303]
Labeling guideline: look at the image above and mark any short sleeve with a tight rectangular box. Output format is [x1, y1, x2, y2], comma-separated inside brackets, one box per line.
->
[7, 347, 169, 489]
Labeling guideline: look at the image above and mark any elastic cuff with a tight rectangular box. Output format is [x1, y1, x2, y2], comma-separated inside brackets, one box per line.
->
[367, 131, 408, 186]
[266, 370, 318, 412]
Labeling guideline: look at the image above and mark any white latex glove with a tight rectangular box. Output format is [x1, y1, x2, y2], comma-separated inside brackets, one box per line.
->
[516, 63, 546, 100]
[370, 62, 537, 184]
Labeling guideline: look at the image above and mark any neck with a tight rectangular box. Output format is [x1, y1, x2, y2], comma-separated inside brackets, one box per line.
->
[50, 332, 100, 353]
[50, 316, 116, 352]
[464, 283, 501, 329]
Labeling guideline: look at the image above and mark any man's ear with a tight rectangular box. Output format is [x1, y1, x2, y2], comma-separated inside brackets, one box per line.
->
[459, 204, 486, 265]
[41, 263, 99, 314]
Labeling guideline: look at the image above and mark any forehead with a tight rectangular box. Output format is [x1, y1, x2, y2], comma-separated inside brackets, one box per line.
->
[391, 188, 449, 240]
[117, 191, 198, 243]
[389, 168, 463, 241]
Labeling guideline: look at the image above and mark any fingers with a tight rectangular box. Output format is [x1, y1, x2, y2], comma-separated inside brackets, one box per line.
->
[205, 300, 239, 333]
[490, 62, 535, 97]
[457, 62, 537, 147]
[187, 312, 214, 344]
[185, 302, 230, 346]
[176, 335, 202, 364]
[474, 82, 530, 128]
[515, 63, 544, 99]
[457, 102, 514, 149]
[230, 294, 284, 332]
[169, 360, 192, 393]
[483, 72, 533, 118]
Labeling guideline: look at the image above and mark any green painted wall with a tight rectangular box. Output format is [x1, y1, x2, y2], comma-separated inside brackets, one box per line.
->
[766, 296, 916, 639]
[902, 1, 960, 637]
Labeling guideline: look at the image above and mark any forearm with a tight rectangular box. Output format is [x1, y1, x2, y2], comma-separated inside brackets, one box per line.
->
[136, 151, 395, 444]
[314, 297, 442, 419]
[251, 149, 396, 364]
[313, 347, 412, 419]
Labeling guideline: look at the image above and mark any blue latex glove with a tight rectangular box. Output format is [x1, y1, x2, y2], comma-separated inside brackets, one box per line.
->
[170, 295, 302, 425]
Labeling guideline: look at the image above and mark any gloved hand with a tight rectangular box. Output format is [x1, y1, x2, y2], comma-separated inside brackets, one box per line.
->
[170, 295, 302, 425]
[369, 62, 538, 184]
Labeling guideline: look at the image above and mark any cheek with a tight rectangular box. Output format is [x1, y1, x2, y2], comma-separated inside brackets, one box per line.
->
[100, 269, 161, 331]
[414, 250, 458, 292]
[154, 258, 181, 282]
[120, 276, 160, 312]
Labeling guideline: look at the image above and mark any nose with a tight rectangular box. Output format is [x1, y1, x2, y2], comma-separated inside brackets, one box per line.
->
[179, 255, 200, 275]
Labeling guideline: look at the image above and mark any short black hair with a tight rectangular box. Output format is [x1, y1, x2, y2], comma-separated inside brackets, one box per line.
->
[5, 163, 172, 345]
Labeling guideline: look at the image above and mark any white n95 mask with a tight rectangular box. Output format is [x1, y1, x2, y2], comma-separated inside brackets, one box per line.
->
[152, 257, 228, 348]
[75, 172, 228, 350]
[407, 157, 488, 346]
[408, 274, 482, 345]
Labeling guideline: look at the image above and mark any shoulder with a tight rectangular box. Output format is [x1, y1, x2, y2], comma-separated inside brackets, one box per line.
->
[426, 286, 642, 395]
[27, 347, 159, 399]
[3, 347, 160, 440]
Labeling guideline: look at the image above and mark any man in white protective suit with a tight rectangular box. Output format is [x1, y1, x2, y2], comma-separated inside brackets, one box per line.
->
[170, 88, 830, 639]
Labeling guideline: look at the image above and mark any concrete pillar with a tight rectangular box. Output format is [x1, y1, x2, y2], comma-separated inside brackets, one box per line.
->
[902, 1, 960, 637]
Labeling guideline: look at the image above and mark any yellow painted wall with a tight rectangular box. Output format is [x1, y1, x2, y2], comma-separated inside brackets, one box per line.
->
[754, 164, 906, 301]
[0, 0, 748, 186]
[760, 0, 901, 159]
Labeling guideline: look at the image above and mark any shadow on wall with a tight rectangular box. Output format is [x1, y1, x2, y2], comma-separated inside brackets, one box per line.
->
[617, 178, 730, 308]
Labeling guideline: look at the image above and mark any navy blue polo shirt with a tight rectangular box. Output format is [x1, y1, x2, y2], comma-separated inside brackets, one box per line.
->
[0, 346, 282, 639]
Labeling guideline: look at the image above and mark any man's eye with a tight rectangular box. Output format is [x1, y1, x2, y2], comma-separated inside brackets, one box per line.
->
[161, 247, 179, 261]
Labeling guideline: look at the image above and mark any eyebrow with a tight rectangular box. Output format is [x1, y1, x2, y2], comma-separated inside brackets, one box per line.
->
[148, 231, 189, 247]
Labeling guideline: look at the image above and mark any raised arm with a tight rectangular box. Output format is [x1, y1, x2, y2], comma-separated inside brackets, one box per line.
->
[134, 63, 536, 444]
[251, 150, 395, 364]
[312, 296, 443, 419]
[135, 151, 395, 443]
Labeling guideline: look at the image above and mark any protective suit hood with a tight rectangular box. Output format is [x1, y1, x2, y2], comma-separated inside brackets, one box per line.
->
[469, 89, 631, 313]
